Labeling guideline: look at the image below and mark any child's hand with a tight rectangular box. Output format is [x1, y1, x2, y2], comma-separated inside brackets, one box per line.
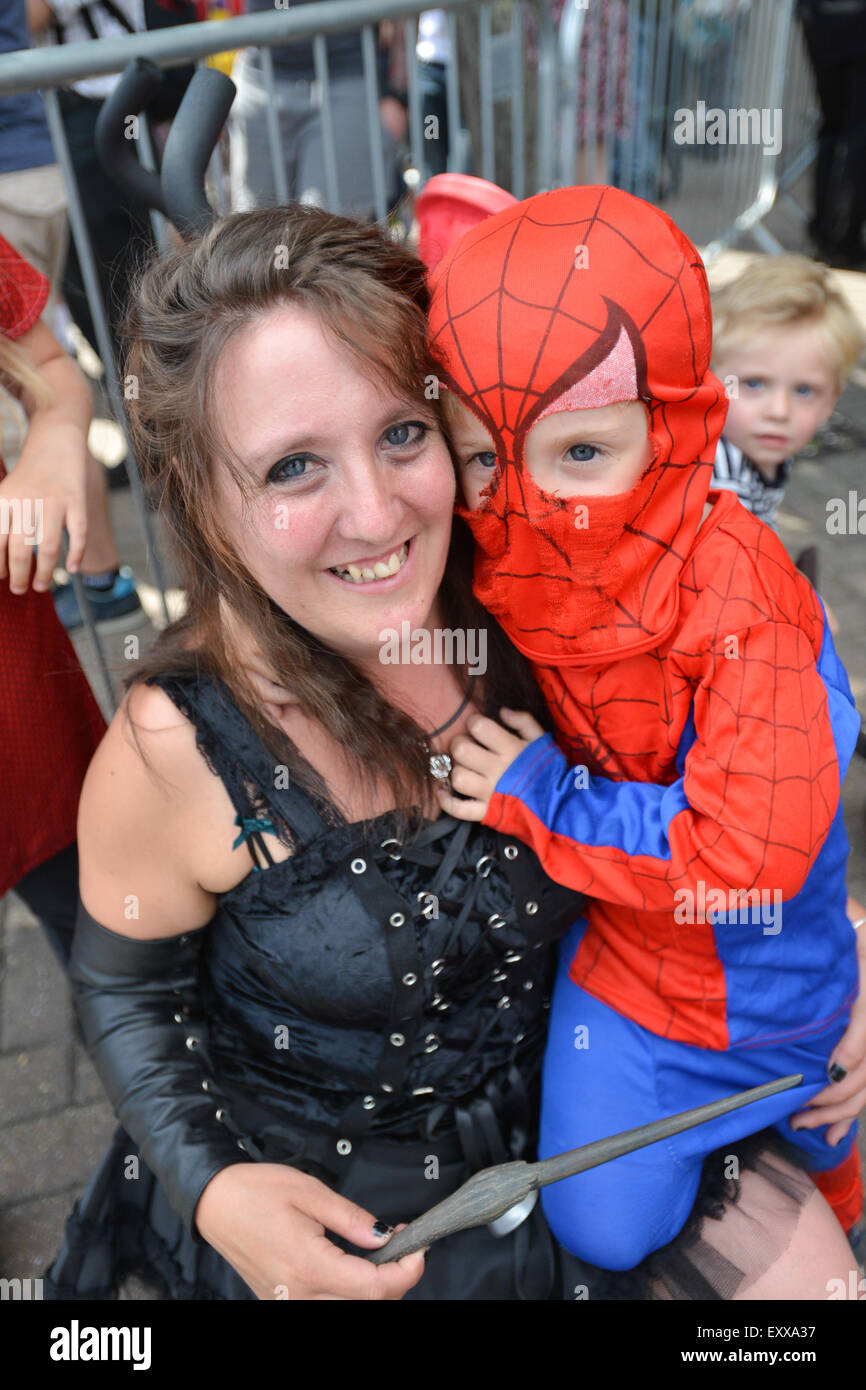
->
[0, 422, 88, 592]
[436, 709, 546, 821]
[219, 594, 297, 725]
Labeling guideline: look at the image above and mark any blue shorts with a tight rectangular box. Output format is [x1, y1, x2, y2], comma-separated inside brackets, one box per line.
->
[539, 938, 856, 1271]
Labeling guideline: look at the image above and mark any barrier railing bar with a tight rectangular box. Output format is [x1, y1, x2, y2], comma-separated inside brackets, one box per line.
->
[312, 34, 340, 211]
[137, 116, 171, 251]
[510, 2, 524, 202]
[702, 0, 794, 262]
[260, 45, 290, 205]
[650, 0, 672, 199]
[534, 0, 556, 190]
[557, 2, 587, 188]
[479, 4, 494, 184]
[361, 23, 388, 221]
[0, 0, 484, 96]
[444, 9, 461, 174]
[43, 89, 171, 640]
[405, 16, 424, 179]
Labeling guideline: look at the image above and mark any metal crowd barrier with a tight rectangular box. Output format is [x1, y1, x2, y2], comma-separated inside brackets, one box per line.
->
[0, 0, 557, 711]
[557, 0, 812, 263]
[0, 0, 822, 708]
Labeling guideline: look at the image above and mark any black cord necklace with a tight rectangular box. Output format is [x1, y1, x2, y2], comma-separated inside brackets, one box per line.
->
[425, 674, 478, 785]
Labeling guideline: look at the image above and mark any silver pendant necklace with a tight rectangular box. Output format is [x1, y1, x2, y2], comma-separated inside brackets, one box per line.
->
[424, 675, 478, 787]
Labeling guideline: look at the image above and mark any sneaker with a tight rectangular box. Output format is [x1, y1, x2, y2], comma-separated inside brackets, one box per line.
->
[53, 565, 145, 633]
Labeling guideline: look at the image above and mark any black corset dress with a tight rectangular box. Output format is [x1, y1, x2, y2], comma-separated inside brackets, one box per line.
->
[45, 674, 817, 1302]
[44, 672, 592, 1301]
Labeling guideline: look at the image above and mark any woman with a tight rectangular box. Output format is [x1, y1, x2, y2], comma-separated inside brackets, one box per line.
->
[46, 206, 863, 1301]
[0, 232, 106, 967]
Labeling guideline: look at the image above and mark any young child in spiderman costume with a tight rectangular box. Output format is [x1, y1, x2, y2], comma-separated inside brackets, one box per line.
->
[428, 184, 863, 1270]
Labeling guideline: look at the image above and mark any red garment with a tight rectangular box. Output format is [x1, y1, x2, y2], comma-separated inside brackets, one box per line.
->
[0, 235, 105, 896]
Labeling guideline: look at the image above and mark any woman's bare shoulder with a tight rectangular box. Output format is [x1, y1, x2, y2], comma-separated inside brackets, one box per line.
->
[78, 680, 218, 937]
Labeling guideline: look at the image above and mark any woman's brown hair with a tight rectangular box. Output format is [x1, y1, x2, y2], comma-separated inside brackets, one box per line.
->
[123, 205, 550, 827]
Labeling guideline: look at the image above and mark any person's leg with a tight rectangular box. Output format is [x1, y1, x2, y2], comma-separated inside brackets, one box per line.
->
[0, 164, 68, 325]
[539, 953, 703, 1270]
[228, 53, 306, 211]
[734, 1172, 863, 1300]
[418, 62, 449, 178]
[12, 841, 79, 971]
[296, 76, 399, 219]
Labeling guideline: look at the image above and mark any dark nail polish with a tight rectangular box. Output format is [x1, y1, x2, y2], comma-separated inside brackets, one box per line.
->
[829, 1062, 847, 1083]
[372, 1221, 394, 1239]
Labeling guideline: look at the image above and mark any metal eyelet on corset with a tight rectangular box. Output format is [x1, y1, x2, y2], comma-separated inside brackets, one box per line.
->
[401, 972, 418, 987]
[350, 858, 367, 875]
[215, 1108, 226, 1122]
[525, 901, 539, 915]
[523, 980, 534, 991]
[424, 1034, 439, 1053]
[389, 912, 406, 929]
[337, 1139, 352, 1155]
[201, 1080, 210, 1092]
[237, 1139, 247, 1152]
[381, 839, 403, 861]
[504, 952, 523, 964]
[475, 854, 494, 878]
[504, 845, 519, 860]
[362, 1095, 376, 1110]
[492, 970, 507, 983]
[488, 913, 506, 930]
[185, 1036, 198, 1051]
[174, 1012, 183, 1024]
[390, 1032, 406, 1047]
[381, 1083, 394, 1093]
[412, 1086, 434, 1096]
[435, 1000, 450, 1013]
[431, 959, 445, 975]
[496, 996, 511, 1009]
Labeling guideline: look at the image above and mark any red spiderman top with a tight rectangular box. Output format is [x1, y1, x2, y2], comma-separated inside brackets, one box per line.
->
[429, 183, 728, 667]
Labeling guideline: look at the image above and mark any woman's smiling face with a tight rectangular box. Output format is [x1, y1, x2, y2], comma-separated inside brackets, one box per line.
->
[211, 304, 456, 659]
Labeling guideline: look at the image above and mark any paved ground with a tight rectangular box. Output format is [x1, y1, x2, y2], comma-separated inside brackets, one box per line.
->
[2, 243, 866, 1297]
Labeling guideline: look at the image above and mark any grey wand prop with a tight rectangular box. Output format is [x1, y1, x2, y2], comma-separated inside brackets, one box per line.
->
[367, 1073, 803, 1264]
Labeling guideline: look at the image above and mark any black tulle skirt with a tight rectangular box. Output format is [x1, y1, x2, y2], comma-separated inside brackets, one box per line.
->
[44, 1121, 817, 1301]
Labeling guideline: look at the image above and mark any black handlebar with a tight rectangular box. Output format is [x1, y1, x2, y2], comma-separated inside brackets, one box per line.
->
[160, 66, 236, 237]
[95, 57, 168, 215]
[94, 58, 237, 238]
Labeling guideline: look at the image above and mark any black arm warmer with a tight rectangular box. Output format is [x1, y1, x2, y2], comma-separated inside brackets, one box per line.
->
[69, 898, 254, 1244]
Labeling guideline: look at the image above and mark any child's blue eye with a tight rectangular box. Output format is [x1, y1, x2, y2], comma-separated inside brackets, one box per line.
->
[568, 444, 598, 463]
[795, 384, 814, 397]
[744, 377, 765, 391]
[472, 451, 497, 469]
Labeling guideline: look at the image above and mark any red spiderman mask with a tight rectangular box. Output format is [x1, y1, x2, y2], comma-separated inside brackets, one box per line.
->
[428, 184, 728, 666]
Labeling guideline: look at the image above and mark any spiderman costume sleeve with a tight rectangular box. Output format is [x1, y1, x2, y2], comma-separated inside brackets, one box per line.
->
[483, 600, 859, 910]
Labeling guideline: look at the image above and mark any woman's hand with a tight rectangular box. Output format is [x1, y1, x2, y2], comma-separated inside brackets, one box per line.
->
[194, 1162, 426, 1300]
[437, 708, 546, 821]
[791, 896, 866, 1145]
